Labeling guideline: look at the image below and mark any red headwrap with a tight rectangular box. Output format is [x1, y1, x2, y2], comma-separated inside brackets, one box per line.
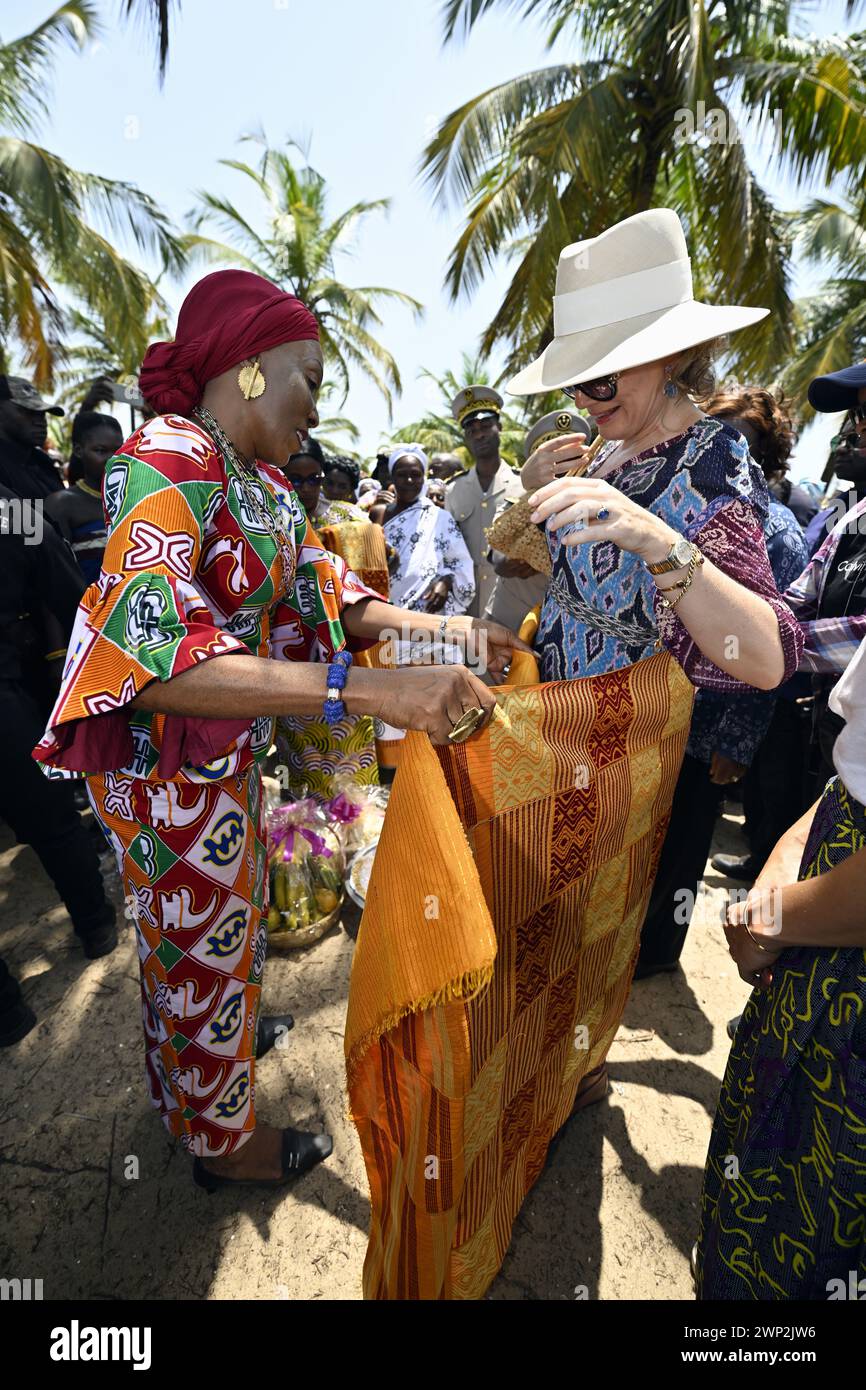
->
[139, 270, 320, 416]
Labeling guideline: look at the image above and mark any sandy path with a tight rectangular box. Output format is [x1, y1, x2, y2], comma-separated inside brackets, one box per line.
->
[0, 809, 750, 1301]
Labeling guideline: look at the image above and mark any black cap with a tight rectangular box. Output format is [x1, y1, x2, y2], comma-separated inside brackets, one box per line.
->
[0, 374, 65, 416]
[808, 362, 866, 413]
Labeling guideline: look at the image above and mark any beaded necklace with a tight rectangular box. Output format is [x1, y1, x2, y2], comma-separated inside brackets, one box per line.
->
[192, 405, 295, 599]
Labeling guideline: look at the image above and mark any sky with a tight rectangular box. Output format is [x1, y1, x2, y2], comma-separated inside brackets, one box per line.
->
[5, 0, 860, 481]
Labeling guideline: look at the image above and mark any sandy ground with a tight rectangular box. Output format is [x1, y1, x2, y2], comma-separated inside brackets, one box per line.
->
[0, 805, 752, 1302]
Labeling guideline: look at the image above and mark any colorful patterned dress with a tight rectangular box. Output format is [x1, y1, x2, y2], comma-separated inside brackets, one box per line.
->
[277, 499, 386, 800]
[697, 776, 866, 1300]
[33, 413, 377, 1158]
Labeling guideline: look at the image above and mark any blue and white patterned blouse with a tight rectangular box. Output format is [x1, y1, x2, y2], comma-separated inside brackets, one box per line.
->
[537, 416, 774, 682]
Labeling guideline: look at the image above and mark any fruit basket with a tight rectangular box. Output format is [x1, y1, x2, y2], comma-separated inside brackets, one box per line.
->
[325, 777, 389, 855]
[266, 798, 345, 950]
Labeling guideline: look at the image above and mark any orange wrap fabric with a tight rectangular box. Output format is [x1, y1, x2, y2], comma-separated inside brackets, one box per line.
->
[345, 651, 694, 1299]
[503, 602, 542, 687]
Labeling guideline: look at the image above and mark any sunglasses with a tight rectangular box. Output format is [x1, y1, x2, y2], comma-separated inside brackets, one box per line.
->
[562, 373, 620, 403]
[831, 403, 866, 450]
[286, 472, 324, 488]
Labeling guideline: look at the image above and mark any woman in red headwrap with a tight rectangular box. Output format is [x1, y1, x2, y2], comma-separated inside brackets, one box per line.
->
[33, 271, 526, 1189]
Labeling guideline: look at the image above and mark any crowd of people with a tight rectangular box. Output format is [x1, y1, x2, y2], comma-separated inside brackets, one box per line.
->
[1, 203, 865, 1301]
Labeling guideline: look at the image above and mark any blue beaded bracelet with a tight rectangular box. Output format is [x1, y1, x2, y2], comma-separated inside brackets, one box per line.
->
[323, 650, 353, 725]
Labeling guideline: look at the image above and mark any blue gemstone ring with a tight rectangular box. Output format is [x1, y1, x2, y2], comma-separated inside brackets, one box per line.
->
[595, 506, 610, 521]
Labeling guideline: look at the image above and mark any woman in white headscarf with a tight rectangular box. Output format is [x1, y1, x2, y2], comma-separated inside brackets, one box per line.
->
[374, 445, 475, 614]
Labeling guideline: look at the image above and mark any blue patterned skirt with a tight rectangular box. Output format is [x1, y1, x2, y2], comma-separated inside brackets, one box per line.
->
[696, 776, 866, 1300]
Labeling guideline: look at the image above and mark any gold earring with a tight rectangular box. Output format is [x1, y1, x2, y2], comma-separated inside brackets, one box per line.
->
[238, 359, 265, 400]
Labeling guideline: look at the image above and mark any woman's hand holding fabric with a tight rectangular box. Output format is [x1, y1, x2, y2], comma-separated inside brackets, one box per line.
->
[527, 476, 677, 561]
[444, 615, 533, 679]
[358, 665, 496, 746]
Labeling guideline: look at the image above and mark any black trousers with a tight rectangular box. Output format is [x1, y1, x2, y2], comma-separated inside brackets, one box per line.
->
[0, 678, 114, 939]
[638, 752, 725, 969]
[809, 693, 845, 801]
[0, 952, 24, 1022]
[742, 698, 814, 866]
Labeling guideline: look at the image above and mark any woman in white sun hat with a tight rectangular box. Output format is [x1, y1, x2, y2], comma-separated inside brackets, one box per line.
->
[518, 207, 802, 692]
[514, 207, 804, 1109]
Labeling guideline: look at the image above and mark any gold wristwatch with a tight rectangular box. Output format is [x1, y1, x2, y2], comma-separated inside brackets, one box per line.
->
[645, 537, 697, 574]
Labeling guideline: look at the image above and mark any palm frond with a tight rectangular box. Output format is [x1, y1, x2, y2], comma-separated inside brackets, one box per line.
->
[120, 0, 176, 83]
[792, 195, 866, 275]
[730, 33, 866, 191]
[0, 2, 96, 133]
[0, 137, 185, 270]
[421, 63, 586, 202]
[782, 282, 866, 413]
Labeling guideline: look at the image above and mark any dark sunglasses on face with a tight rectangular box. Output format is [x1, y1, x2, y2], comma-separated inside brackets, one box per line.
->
[562, 372, 620, 403]
[287, 472, 324, 488]
[831, 404, 866, 450]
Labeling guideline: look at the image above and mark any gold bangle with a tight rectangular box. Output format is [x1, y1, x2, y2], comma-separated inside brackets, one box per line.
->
[656, 571, 691, 610]
[743, 921, 774, 953]
[44, 648, 66, 661]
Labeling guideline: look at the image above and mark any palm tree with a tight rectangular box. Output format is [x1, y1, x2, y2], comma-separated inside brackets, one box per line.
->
[0, 3, 185, 387]
[423, 1, 866, 389]
[390, 351, 547, 467]
[53, 296, 170, 405]
[783, 195, 866, 417]
[185, 137, 423, 418]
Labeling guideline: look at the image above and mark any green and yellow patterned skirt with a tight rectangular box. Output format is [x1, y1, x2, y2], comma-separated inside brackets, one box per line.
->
[276, 710, 379, 802]
[696, 775, 866, 1300]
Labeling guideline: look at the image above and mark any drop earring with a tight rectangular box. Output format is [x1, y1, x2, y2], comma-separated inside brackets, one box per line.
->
[238, 359, 265, 400]
[663, 368, 678, 399]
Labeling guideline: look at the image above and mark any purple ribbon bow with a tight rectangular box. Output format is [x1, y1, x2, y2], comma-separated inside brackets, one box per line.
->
[268, 798, 333, 863]
[327, 793, 363, 825]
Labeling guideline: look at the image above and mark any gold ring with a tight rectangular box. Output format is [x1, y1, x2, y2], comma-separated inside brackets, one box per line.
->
[447, 705, 486, 744]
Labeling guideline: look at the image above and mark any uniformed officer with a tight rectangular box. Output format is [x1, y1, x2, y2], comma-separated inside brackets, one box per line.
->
[485, 408, 594, 632]
[446, 386, 523, 618]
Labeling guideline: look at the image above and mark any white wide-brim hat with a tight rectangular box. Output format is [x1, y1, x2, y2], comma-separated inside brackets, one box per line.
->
[507, 208, 769, 396]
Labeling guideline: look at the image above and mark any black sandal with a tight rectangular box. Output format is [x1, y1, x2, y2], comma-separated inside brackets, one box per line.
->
[193, 1127, 332, 1192]
[256, 1013, 294, 1059]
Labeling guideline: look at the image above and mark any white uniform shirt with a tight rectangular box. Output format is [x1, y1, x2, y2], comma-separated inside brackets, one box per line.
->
[445, 461, 524, 618]
[829, 635, 866, 807]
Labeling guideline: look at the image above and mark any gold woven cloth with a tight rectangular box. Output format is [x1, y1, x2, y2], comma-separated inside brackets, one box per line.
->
[344, 651, 694, 1299]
